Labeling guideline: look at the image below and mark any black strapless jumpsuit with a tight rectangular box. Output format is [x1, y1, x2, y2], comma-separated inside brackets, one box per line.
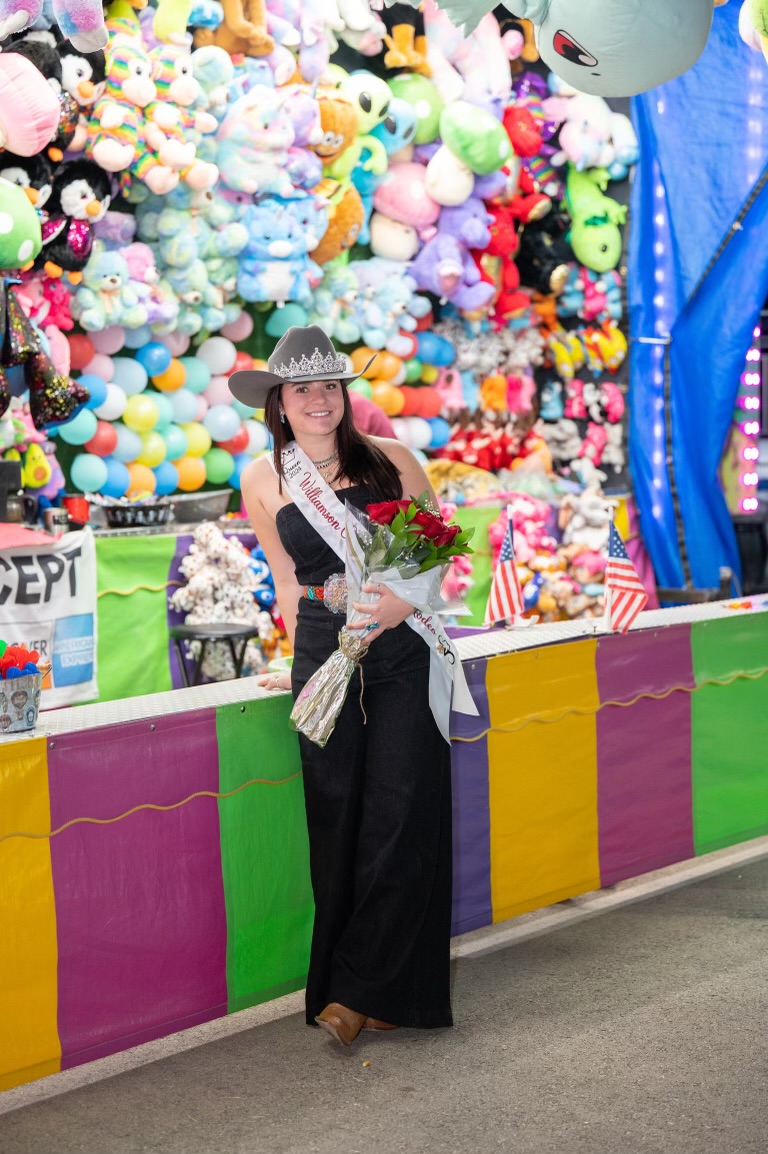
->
[276, 485, 453, 1028]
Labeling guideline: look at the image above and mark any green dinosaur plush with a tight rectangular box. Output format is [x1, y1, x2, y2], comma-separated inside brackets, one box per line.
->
[564, 165, 627, 273]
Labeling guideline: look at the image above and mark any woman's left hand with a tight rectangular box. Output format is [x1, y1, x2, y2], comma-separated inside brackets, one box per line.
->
[349, 582, 413, 645]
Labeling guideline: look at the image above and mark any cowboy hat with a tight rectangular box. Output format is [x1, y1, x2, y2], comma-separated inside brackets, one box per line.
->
[228, 325, 376, 410]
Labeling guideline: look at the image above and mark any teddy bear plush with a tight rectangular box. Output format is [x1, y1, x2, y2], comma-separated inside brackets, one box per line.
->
[310, 181, 364, 265]
[86, 36, 158, 176]
[193, 0, 274, 58]
[216, 85, 298, 199]
[237, 196, 326, 306]
[70, 239, 149, 330]
[308, 263, 362, 346]
[164, 258, 233, 334]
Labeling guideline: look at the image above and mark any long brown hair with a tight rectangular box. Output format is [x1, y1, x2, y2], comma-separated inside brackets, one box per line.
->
[265, 383, 402, 502]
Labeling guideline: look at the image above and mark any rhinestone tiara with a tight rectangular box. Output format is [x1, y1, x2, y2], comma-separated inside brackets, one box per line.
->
[272, 348, 349, 379]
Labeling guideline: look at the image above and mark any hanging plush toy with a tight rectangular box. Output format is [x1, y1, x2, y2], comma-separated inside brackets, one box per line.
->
[387, 0, 727, 97]
[193, 0, 274, 57]
[0, 51, 60, 158]
[35, 159, 112, 283]
[563, 165, 626, 274]
[0, 151, 53, 212]
[0, 177, 42, 270]
[0, 1, 107, 51]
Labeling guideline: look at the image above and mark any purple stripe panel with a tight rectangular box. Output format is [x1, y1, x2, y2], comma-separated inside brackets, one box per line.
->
[450, 658, 492, 936]
[595, 624, 695, 887]
[48, 709, 228, 1068]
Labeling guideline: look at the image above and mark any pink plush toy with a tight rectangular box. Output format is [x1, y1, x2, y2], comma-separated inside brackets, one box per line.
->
[0, 52, 60, 157]
[579, 422, 609, 466]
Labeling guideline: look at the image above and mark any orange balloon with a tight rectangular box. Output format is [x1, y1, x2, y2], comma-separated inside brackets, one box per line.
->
[350, 347, 379, 377]
[126, 462, 157, 497]
[414, 387, 443, 418]
[175, 455, 206, 492]
[368, 350, 402, 381]
[371, 383, 405, 417]
[152, 358, 186, 392]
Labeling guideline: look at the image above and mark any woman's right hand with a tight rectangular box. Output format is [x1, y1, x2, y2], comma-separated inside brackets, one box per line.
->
[257, 671, 292, 692]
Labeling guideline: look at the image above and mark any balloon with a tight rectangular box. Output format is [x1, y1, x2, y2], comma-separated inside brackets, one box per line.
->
[137, 431, 167, 468]
[428, 417, 451, 449]
[372, 382, 405, 417]
[220, 310, 254, 342]
[348, 378, 373, 400]
[90, 326, 125, 355]
[112, 358, 149, 396]
[93, 382, 127, 422]
[398, 386, 418, 416]
[160, 330, 190, 357]
[123, 325, 153, 350]
[203, 403, 240, 443]
[150, 391, 174, 431]
[163, 423, 188, 460]
[153, 460, 179, 496]
[123, 393, 159, 432]
[244, 419, 269, 455]
[175, 455, 206, 491]
[179, 357, 211, 394]
[68, 333, 95, 369]
[232, 399, 256, 420]
[203, 447, 235, 484]
[230, 349, 254, 375]
[264, 303, 306, 338]
[83, 353, 114, 383]
[218, 425, 249, 455]
[181, 421, 212, 457]
[59, 407, 98, 445]
[135, 341, 172, 376]
[168, 387, 198, 424]
[413, 387, 443, 419]
[113, 423, 143, 462]
[204, 375, 235, 407]
[405, 359, 423, 383]
[399, 416, 432, 450]
[126, 462, 157, 496]
[84, 420, 118, 457]
[152, 358, 186, 392]
[81, 373, 108, 410]
[71, 453, 108, 493]
[196, 336, 236, 375]
[228, 452, 251, 490]
[101, 457, 130, 499]
[194, 396, 209, 422]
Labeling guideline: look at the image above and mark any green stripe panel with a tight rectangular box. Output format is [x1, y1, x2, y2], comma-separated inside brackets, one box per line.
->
[95, 536, 177, 702]
[455, 506, 501, 625]
[216, 697, 313, 1013]
[691, 613, 768, 854]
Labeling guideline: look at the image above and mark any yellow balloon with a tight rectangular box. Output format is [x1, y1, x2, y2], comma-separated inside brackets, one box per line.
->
[175, 455, 206, 491]
[181, 421, 212, 457]
[137, 431, 167, 468]
[123, 394, 159, 433]
[420, 365, 439, 385]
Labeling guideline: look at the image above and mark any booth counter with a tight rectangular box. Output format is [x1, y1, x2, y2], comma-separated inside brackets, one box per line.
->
[2, 600, 768, 1091]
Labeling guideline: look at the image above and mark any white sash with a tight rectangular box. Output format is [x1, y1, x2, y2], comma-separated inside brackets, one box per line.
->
[273, 442, 479, 742]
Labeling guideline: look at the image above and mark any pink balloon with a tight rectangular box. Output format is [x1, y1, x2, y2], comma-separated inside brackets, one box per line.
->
[204, 374, 236, 407]
[220, 310, 254, 342]
[194, 396, 209, 421]
[161, 330, 191, 356]
[83, 353, 114, 382]
[90, 326, 126, 355]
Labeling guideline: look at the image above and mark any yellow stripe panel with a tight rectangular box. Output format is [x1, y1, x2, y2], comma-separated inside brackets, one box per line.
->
[487, 639, 601, 923]
[0, 737, 60, 1090]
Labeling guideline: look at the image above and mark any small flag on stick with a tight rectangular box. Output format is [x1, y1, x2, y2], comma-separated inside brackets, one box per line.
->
[485, 507, 527, 626]
[604, 521, 649, 633]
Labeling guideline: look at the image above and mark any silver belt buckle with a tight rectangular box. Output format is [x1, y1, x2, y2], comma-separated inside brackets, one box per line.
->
[323, 573, 348, 614]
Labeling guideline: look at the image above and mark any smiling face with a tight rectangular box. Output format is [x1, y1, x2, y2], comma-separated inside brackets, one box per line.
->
[280, 379, 345, 440]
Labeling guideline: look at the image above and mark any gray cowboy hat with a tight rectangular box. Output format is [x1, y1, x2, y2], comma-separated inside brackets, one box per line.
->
[228, 325, 376, 409]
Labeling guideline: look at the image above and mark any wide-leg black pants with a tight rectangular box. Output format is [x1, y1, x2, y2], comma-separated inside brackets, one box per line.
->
[291, 609, 453, 1028]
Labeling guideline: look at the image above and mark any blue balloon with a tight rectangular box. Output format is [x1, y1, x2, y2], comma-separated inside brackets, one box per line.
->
[135, 341, 172, 376]
[151, 392, 174, 431]
[81, 374, 108, 410]
[71, 453, 108, 493]
[417, 332, 456, 368]
[179, 357, 211, 395]
[101, 457, 131, 498]
[203, 403, 240, 443]
[163, 424, 188, 460]
[59, 407, 97, 445]
[112, 357, 149, 396]
[427, 417, 451, 449]
[123, 326, 154, 350]
[228, 452, 251, 490]
[231, 399, 256, 420]
[112, 423, 143, 462]
[153, 460, 179, 495]
[168, 387, 198, 424]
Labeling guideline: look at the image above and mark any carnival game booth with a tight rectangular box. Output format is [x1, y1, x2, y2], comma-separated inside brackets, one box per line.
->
[2, 597, 768, 1090]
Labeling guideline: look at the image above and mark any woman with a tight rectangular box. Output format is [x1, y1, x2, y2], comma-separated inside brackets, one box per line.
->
[232, 326, 453, 1047]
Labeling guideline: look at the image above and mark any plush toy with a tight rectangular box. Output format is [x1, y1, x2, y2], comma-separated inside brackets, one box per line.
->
[0, 150, 53, 211]
[56, 40, 107, 154]
[308, 262, 362, 345]
[85, 36, 157, 175]
[0, 1, 107, 51]
[310, 94, 360, 172]
[143, 43, 219, 191]
[190, 43, 234, 126]
[0, 177, 42, 270]
[472, 203, 530, 320]
[411, 231, 496, 314]
[310, 181, 364, 265]
[389, 0, 723, 97]
[282, 84, 324, 191]
[35, 159, 112, 283]
[516, 209, 572, 297]
[216, 86, 297, 198]
[564, 165, 626, 274]
[164, 257, 231, 333]
[325, 70, 391, 183]
[264, 0, 330, 82]
[237, 195, 325, 306]
[0, 50, 61, 157]
[326, 0, 386, 56]
[425, 100, 512, 207]
[121, 241, 180, 329]
[193, 0, 274, 57]
[381, 0, 431, 75]
[70, 239, 149, 329]
[349, 257, 430, 354]
[372, 161, 440, 249]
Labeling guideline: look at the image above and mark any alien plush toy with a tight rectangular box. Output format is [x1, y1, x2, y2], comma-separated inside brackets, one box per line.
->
[387, 1, 727, 97]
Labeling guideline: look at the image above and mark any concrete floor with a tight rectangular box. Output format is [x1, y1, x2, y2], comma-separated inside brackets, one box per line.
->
[2, 860, 767, 1154]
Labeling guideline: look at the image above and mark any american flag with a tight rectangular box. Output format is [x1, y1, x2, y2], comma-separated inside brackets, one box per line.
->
[605, 522, 649, 633]
[485, 508, 525, 625]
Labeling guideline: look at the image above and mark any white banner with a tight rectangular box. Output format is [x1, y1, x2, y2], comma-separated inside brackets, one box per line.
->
[0, 527, 98, 708]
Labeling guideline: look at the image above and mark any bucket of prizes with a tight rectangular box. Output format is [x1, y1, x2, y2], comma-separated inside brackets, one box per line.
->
[0, 643, 47, 734]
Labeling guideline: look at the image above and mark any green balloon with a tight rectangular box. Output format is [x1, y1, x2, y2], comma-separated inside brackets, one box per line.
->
[405, 359, 423, 382]
[348, 379, 373, 399]
[204, 448, 236, 484]
[439, 102, 513, 175]
[0, 640, 6, 657]
[388, 74, 443, 145]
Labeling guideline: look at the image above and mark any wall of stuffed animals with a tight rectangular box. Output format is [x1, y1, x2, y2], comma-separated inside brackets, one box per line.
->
[0, 0, 660, 629]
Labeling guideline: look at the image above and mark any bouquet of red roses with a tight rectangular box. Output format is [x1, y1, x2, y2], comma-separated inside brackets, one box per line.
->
[289, 495, 474, 748]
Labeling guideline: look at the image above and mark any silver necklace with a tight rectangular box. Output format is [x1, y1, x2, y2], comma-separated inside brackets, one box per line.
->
[312, 451, 339, 471]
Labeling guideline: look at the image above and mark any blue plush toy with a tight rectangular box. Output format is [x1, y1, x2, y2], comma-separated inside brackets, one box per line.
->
[70, 241, 149, 331]
[308, 264, 363, 347]
[388, 0, 723, 97]
[352, 97, 417, 246]
[238, 196, 326, 306]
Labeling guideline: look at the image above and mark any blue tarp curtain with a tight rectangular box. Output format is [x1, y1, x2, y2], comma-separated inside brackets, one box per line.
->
[629, 4, 768, 590]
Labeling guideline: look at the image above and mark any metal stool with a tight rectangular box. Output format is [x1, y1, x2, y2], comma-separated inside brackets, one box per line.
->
[169, 623, 260, 687]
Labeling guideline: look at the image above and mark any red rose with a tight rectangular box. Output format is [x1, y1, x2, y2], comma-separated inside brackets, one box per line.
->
[434, 524, 461, 549]
[410, 509, 448, 541]
[367, 499, 411, 525]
